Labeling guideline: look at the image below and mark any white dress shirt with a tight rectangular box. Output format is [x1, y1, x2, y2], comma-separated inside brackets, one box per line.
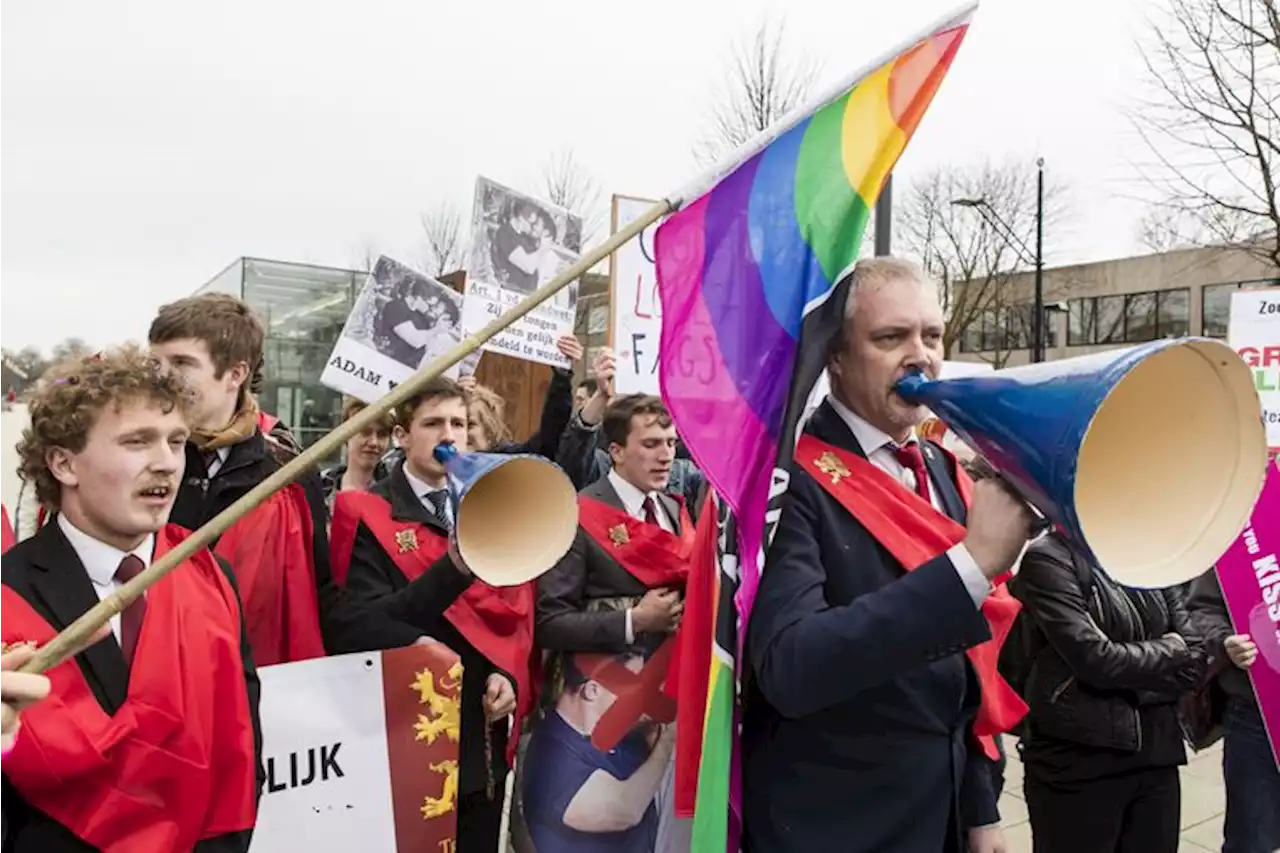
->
[607, 468, 676, 643]
[827, 395, 992, 608]
[204, 446, 232, 478]
[403, 465, 456, 527]
[57, 514, 154, 644]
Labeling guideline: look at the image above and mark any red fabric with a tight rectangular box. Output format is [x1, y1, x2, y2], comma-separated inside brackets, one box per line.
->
[893, 443, 933, 503]
[256, 411, 279, 435]
[1, 525, 257, 852]
[113, 556, 147, 665]
[796, 435, 1028, 760]
[1, 504, 14, 554]
[212, 484, 326, 666]
[666, 492, 723, 818]
[330, 490, 537, 763]
[576, 495, 696, 589]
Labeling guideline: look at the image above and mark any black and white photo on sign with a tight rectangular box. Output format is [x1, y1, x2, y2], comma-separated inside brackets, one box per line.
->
[462, 177, 582, 369]
[320, 255, 481, 405]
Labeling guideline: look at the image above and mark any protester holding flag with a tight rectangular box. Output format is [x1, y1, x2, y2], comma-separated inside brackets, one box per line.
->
[150, 294, 447, 663]
[1, 346, 261, 853]
[332, 376, 535, 853]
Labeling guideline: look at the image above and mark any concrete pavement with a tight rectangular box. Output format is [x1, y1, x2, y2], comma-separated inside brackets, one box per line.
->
[997, 738, 1228, 853]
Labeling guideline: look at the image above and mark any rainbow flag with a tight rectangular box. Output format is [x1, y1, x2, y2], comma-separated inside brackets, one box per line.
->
[653, 7, 974, 849]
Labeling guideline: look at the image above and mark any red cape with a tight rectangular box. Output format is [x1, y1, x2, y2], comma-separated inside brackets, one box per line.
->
[1, 524, 257, 852]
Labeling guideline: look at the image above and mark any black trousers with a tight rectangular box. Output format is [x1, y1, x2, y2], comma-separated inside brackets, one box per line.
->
[1024, 766, 1180, 853]
[457, 774, 507, 853]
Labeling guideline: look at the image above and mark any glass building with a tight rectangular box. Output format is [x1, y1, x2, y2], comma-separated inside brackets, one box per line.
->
[196, 257, 368, 451]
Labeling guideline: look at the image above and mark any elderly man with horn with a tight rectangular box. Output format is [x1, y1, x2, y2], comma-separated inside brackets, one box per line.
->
[743, 258, 1035, 853]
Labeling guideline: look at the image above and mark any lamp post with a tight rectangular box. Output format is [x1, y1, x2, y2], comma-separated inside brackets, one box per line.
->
[952, 158, 1047, 361]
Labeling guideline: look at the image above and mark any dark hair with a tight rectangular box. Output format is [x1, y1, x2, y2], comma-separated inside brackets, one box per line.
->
[562, 635, 665, 693]
[576, 378, 598, 395]
[602, 394, 672, 448]
[396, 376, 466, 429]
[149, 293, 265, 377]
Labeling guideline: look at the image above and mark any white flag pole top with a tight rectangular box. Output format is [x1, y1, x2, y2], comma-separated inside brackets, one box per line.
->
[665, 0, 980, 212]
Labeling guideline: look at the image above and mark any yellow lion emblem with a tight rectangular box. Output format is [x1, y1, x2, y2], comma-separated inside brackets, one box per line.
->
[420, 759, 459, 819]
[411, 662, 463, 745]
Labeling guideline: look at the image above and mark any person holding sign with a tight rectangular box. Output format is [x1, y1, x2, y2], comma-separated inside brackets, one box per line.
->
[1, 346, 261, 853]
[332, 377, 535, 853]
[1187, 570, 1280, 853]
[530, 394, 696, 853]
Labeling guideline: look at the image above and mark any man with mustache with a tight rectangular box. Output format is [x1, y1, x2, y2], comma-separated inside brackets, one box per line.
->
[742, 258, 1034, 853]
[1, 346, 261, 852]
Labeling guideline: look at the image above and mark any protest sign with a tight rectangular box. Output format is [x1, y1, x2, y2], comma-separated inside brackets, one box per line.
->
[462, 177, 580, 369]
[320, 256, 480, 405]
[1229, 288, 1280, 451]
[249, 644, 463, 852]
[610, 195, 664, 395]
[1214, 457, 1280, 770]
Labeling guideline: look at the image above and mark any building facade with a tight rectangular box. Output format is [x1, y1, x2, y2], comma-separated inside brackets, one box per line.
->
[952, 244, 1278, 366]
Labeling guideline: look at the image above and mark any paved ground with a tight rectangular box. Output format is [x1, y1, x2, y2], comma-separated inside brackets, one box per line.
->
[999, 739, 1228, 853]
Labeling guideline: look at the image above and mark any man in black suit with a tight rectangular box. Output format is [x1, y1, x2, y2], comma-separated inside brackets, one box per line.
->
[1, 345, 262, 853]
[743, 257, 1033, 853]
[530, 394, 691, 851]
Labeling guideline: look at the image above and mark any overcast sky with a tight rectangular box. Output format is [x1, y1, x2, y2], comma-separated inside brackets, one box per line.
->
[2, 0, 1161, 351]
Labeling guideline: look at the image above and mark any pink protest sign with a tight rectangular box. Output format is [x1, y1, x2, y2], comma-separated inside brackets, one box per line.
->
[1215, 456, 1280, 769]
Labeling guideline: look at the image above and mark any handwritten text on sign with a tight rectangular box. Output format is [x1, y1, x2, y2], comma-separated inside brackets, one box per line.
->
[1215, 458, 1280, 771]
[611, 195, 664, 395]
[1229, 289, 1280, 449]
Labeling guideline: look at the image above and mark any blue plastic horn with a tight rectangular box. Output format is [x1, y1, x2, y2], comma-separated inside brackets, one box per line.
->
[432, 443, 579, 587]
[894, 337, 1268, 588]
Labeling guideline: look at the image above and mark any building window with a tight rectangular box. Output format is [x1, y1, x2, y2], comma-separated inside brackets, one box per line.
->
[1005, 305, 1030, 351]
[1068, 298, 1095, 345]
[1096, 295, 1125, 344]
[1156, 288, 1189, 338]
[1203, 279, 1280, 337]
[1125, 291, 1158, 342]
[980, 310, 999, 352]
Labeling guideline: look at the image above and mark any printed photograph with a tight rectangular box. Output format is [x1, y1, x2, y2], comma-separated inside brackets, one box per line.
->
[468, 177, 583, 296]
[345, 256, 466, 372]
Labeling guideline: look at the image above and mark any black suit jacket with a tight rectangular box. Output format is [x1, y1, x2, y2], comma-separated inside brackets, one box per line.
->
[170, 429, 433, 654]
[535, 475, 684, 654]
[343, 465, 508, 795]
[0, 523, 262, 853]
[742, 401, 999, 853]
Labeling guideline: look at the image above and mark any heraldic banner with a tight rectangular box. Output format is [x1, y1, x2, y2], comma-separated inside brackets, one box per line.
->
[249, 643, 463, 853]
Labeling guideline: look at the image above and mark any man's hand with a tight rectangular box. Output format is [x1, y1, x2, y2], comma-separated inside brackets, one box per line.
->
[2, 644, 52, 753]
[483, 673, 517, 721]
[556, 335, 585, 365]
[968, 824, 1007, 853]
[1225, 634, 1257, 669]
[964, 478, 1035, 580]
[456, 374, 478, 394]
[632, 587, 683, 634]
[580, 348, 616, 427]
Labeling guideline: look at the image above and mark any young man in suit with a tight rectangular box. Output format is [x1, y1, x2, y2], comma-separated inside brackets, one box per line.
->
[149, 293, 463, 664]
[332, 377, 532, 853]
[743, 257, 1034, 853]
[529, 394, 693, 852]
[1, 346, 261, 853]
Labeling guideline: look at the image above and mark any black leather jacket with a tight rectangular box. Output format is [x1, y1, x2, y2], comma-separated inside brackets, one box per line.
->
[1011, 534, 1207, 754]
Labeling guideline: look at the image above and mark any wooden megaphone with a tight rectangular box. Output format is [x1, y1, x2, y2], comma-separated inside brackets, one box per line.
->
[894, 338, 1268, 589]
[432, 443, 579, 587]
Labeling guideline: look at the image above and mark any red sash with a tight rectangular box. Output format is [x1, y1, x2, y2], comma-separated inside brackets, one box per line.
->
[330, 490, 537, 761]
[1, 525, 257, 852]
[577, 495, 696, 589]
[796, 434, 1028, 760]
[1, 504, 14, 554]
[213, 483, 327, 667]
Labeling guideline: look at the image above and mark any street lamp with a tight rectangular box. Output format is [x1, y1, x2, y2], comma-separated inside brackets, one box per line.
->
[951, 158, 1047, 362]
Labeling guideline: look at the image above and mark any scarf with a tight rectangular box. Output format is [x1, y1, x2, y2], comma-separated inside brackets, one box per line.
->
[192, 396, 260, 451]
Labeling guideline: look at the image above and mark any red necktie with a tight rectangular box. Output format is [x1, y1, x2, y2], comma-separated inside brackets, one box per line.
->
[893, 443, 933, 504]
[642, 496, 662, 528]
[114, 555, 148, 665]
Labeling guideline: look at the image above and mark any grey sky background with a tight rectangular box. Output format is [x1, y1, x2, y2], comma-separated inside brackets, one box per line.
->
[2, 0, 1159, 350]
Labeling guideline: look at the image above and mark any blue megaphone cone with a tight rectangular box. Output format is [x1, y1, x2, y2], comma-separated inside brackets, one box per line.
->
[895, 337, 1267, 588]
[432, 443, 579, 587]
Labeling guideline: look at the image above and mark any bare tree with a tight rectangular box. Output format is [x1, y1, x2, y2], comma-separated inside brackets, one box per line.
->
[1131, 0, 1279, 267]
[351, 240, 382, 273]
[49, 337, 93, 364]
[540, 147, 606, 246]
[897, 159, 1070, 367]
[419, 201, 466, 277]
[695, 17, 819, 165]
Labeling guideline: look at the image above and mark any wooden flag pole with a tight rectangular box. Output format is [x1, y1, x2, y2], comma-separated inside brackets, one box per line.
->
[19, 198, 673, 676]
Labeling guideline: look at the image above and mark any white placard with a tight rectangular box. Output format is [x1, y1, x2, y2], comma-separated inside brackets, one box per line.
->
[462, 176, 581, 368]
[1229, 288, 1280, 449]
[320, 256, 480, 405]
[610, 195, 664, 395]
[250, 653, 396, 852]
